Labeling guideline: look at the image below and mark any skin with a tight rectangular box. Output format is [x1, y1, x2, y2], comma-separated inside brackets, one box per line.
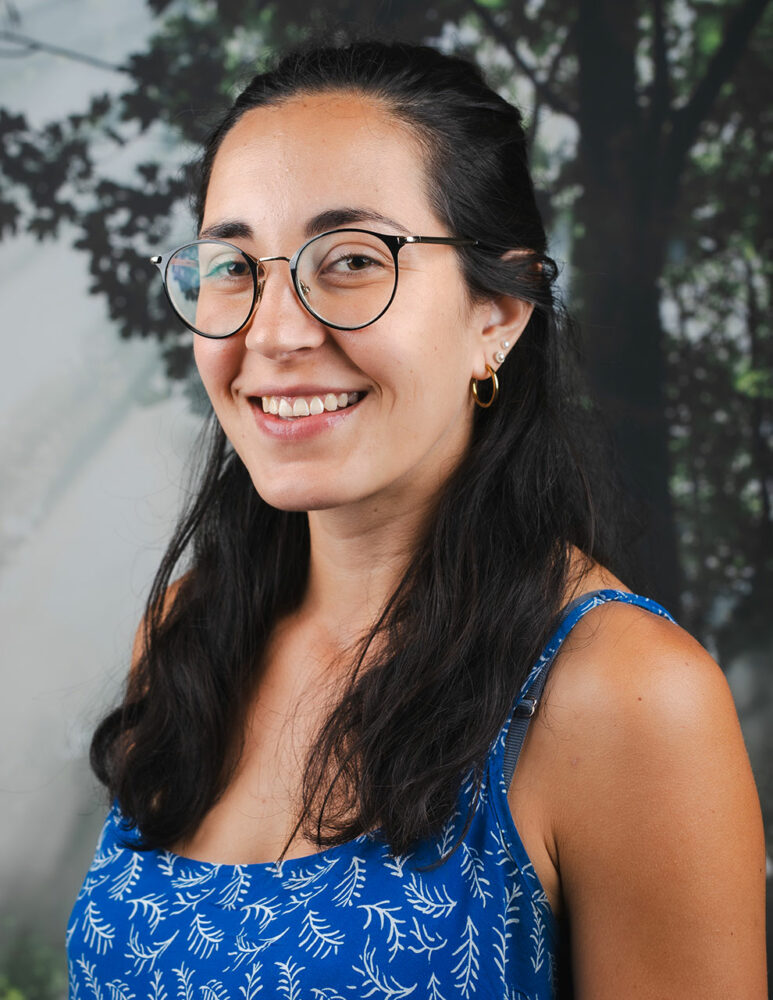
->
[164, 92, 767, 997]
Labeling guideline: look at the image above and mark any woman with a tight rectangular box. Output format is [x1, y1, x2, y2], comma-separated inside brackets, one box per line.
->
[67, 41, 766, 998]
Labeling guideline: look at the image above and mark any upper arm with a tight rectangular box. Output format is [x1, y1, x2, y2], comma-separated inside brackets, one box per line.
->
[542, 606, 766, 999]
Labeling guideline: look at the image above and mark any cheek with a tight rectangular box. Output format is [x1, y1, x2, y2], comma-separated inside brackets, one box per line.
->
[354, 285, 475, 383]
[193, 338, 241, 399]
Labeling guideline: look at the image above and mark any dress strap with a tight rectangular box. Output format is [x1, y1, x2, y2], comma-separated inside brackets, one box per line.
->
[499, 589, 676, 789]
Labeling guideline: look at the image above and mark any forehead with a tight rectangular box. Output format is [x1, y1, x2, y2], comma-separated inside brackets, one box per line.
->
[203, 92, 439, 238]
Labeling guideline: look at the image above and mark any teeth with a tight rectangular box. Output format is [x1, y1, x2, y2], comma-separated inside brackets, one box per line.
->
[261, 392, 361, 420]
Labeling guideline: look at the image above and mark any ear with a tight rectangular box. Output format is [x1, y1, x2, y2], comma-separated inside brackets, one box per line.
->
[470, 293, 534, 381]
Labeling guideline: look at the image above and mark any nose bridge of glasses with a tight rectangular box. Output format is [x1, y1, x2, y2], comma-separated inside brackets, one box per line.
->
[251, 253, 301, 304]
[251, 253, 293, 290]
[248, 252, 312, 326]
[256, 254, 292, 264]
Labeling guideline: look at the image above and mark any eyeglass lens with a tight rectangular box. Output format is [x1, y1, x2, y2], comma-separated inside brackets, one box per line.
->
[164, 232, 398, 336]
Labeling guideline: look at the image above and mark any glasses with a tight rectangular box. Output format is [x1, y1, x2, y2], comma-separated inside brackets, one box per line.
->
[150, 228, 478, 337]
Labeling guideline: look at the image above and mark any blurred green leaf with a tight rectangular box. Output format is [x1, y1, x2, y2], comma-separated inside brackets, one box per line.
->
[734, 364, 773, 399]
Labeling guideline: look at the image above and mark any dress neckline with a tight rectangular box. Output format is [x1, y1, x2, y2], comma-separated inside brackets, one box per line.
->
[110, 588, 673, 877]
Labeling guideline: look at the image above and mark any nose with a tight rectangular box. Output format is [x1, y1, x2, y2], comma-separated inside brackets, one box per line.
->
[242, 258, 327, 358]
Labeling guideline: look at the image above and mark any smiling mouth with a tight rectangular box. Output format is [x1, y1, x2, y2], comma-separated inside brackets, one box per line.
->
[259, 392, 364, 420]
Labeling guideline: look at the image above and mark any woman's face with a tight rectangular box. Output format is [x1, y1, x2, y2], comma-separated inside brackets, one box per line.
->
[195, 91, 525, 515]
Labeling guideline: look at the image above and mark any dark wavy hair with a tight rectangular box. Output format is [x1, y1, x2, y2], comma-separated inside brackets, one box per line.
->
[92, 40, 634, 858]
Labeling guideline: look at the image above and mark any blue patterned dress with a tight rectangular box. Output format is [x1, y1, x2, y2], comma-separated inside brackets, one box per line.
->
[67, 589, 674, 999]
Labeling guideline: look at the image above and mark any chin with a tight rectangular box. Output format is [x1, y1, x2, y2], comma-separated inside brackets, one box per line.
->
[249, 475, 359, 514]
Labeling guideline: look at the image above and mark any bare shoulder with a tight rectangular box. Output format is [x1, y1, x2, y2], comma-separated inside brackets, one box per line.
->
[545, 597, 735, 735]
[536, 600, 767, 998]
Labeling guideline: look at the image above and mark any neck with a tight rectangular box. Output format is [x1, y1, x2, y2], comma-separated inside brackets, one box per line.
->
[301, 495, 432, 649]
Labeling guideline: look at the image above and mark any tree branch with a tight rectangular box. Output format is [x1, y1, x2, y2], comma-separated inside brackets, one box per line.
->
[465, 0, 578, 119]
[664, 0, 771, 185]
[546, 21, 574, 87]
[526, 25, 573, 148]
[0, 29, 127, 73]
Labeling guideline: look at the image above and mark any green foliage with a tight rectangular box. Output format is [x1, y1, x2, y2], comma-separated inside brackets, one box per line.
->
[734, 362, 773, 399]
[658, 3, 772, 644]
[0, 919, 66, 1000]
[664, 249, 770, 640]
[695, 8, 724, 57]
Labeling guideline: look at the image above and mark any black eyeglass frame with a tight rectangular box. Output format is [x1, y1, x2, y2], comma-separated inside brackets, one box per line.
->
[150, 228, 479, 337]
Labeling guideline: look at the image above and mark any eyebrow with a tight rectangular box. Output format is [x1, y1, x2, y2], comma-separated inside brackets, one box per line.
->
[198, 220, 253, 240]
[304, 208, 409, 237]
[198, 207, 410, 243]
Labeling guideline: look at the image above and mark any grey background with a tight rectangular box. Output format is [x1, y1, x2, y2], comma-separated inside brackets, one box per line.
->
[0, 0, 197, 944]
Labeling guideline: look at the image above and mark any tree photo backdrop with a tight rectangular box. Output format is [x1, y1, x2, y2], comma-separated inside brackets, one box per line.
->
[4, 0, 770, 640]
[1, 0, 770, 993]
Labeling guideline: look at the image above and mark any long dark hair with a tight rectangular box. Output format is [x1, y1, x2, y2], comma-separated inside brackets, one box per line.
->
[92, 40, 634, 857]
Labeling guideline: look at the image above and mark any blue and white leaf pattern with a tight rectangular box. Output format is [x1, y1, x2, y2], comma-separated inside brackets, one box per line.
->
[171, 963, 193, 1000]
[298, 909, 345, 959]
[237, 962, 263, 1000]
[199, 979, 227, 1000]
[407, 916, 447, 960]
[124, 929, 178, 975]
[104, 978, 134, 1000]
[147, 968, 167, 1000]
[428, 971, 449, 1000]
[68, 591, 674, 998]
[226, 930, 268, 970]
[81, 902, 115, 956]
[77, 956, 103, 1000]
[108, 854, 143, 901]
[460, 843, 493, 907]
[331, 855, 366, 907]
[450, 916, 480, 997]
[186, 913, 224, 960]
[275, 958, 304, 1000]
[216, 866, 251, 910]
[352, 938, 417, 998]
[358, 901, 406, 960]
[404, 874, 457, 919]
[239, 896, 279, 930]
[125, 894, 166, 933]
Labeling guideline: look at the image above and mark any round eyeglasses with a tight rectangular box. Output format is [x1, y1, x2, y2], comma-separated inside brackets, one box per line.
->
[150, 228, 478, 337]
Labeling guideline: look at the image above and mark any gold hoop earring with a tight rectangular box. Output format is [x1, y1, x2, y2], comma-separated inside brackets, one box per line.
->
[470, 364, 499, 408]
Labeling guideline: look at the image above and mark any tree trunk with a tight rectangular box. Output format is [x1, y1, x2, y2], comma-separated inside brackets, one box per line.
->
[572, 0, 682, 612]
[573, 216, 682, 611]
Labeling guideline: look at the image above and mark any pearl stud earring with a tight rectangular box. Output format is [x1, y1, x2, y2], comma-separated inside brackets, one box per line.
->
[494, 351, 506, 364]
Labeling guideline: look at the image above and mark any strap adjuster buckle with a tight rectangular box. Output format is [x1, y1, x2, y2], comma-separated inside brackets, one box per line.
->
[515, 697, 537, 718]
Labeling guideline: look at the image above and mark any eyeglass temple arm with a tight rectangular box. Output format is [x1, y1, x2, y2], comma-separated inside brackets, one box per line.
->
[400, 236, 478, 247]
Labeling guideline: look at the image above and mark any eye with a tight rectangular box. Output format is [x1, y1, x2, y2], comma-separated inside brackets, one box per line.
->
[329, 253, 381, 272]
[205, 255, 250, 279]
[299, 233, 395, 292]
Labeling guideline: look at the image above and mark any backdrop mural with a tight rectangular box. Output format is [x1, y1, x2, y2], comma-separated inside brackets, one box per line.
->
[1, 0, 770, 994]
